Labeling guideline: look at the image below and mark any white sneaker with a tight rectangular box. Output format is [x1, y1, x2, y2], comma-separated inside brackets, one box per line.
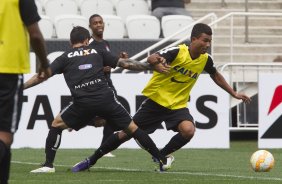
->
[160, 155, 175, 171]
[103, 152, 116, 157]
[30, 166, 55, 173]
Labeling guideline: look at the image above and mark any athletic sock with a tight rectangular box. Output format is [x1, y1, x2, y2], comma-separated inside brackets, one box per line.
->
[0, 140, 7, 161]
[160, 133, 191, 156]
[0, 146, 11, 184]
[132, 128, 166, 164]
[101, 123, 114, 145]
[44, 127, 62, 168]
[89, 133, 125, 165]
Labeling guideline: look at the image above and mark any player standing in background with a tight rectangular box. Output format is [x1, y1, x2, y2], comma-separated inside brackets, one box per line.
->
[0, 0, 51, 183]
[72, 23, 251, 172]
[25, 26, 172, 173]
[88, 14, 128, 157]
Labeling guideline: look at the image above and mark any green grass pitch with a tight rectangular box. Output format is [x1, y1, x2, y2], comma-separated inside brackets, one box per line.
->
[10, 141, 282, 184]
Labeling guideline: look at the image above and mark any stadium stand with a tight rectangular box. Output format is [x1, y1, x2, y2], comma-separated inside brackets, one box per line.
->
[79, 0, 115, 19]
[54, 15, 88, 38]
[161, 15, 194, 39]
[38, 15, 54, 38]
[44, 0, 79, 20]
[116, 0, 150, 21]
[35, 0, 44, 15]
[102, 15, 125, 39]
[126, 15, 160, 39]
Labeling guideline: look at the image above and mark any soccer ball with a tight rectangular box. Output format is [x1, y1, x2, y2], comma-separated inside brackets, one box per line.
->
[250, 150, 274, 172]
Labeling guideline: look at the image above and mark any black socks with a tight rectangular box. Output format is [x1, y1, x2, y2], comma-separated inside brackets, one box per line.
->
[132, 128, 166, 164]
[89, 133, 124, 165]
[44, 127, 62, 167]
[160, 133, 190, 156]
[0, 140, 10, 184]
[101, 124, 114, 145]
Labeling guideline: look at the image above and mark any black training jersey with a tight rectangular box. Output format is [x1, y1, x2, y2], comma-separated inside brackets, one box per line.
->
[89, 38, 111, 52]
[89, 38, 115, 89]
[50, 45, 119, 104]
[157, 46, 216, 75]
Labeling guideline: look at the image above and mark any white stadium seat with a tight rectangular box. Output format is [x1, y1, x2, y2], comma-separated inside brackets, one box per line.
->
[44, 0, 78, 20]
[35, 0, 44, 15]
[161, 15, 194, 39]
[102, 15, 125, 39]
[54, 15, 88, 39]
[110, 0, 119, 7]
[80, 0, 115, 18]
[116, 0, 150, 21]
[126, 15, 160, 39]
[38, 15, 54, 39]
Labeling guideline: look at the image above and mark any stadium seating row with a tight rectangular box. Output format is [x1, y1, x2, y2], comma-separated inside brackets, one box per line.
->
[39, 14, 194, 39]
[35, 0, 151, 21]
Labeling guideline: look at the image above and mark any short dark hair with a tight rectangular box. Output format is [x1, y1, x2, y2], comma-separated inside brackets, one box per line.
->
[70, 26, 90, 44]
[191, 23, 212, 40]
[89, 14, 102, 24]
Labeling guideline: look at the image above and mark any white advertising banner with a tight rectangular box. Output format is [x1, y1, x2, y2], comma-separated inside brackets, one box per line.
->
[259, 74, 282, 148]
[13, 73, 229, 148]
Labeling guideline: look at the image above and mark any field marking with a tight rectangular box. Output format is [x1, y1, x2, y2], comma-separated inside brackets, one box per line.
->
[12, 160, 282, 181]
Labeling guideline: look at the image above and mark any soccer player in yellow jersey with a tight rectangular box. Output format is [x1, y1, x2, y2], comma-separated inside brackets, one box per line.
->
[72, 23, 251, 172]
[0, 0, 51, 183]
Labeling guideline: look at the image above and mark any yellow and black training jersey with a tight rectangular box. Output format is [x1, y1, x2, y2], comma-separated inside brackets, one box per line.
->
[142, 44, 216, 110]
[0, 0, 40, 74]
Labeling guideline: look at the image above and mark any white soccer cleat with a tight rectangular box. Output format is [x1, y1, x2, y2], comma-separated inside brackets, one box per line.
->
[30, 166, 55, 173]
[103, 152, 116, 157]
[160, 155, 175, 171]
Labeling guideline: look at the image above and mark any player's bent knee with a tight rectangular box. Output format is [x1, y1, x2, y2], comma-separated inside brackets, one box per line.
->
[0, 132, 13, 146]
[117, 131, 131, 141]
[178, 121, 195, 139]
[51, 118, 68, 129]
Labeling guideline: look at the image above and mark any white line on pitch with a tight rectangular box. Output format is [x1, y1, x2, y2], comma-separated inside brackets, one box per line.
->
[12, 160, 282, 181]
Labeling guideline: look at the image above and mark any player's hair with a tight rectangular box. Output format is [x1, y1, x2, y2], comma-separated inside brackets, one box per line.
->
[70, 26, 90, 44]
[89, 14, 103, 24]
[190, 23, 212, 40]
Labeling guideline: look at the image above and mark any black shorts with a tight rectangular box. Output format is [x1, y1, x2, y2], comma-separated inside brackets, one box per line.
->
[0, 74, 23, 133]
[133, 98, 194, 134]
[61, 92, 132, 131]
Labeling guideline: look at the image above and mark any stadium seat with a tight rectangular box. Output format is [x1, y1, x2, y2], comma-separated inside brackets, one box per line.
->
[102, 15, 125, 39]
[35, 0, 44, 15]
[38, 15, 54, 39]
[116, 0, 150, 21]
[44, 0, 78, 20]
[161, 15, 194, 39]
[126, 15, 160, 39]
[54, 15, 88, 39]
[80, 0, 115, 19]
[110, 0, 119, 7]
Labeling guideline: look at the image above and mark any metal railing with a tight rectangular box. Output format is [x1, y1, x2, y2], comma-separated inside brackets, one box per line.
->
[218, 63, 282, 131]
[112, 12, 217, 73]
[208, 12, 282, 63]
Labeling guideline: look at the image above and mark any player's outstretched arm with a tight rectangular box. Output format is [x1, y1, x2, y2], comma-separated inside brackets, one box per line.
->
[24, 73, 50, 90]
[117, 58, 152, 71]
[210, 71, 251, 104]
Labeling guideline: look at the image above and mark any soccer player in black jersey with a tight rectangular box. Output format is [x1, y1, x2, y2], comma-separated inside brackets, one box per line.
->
[75, 23, 252, 171]
[24, 26, 172, 173]
[88, 14, 128, 157]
